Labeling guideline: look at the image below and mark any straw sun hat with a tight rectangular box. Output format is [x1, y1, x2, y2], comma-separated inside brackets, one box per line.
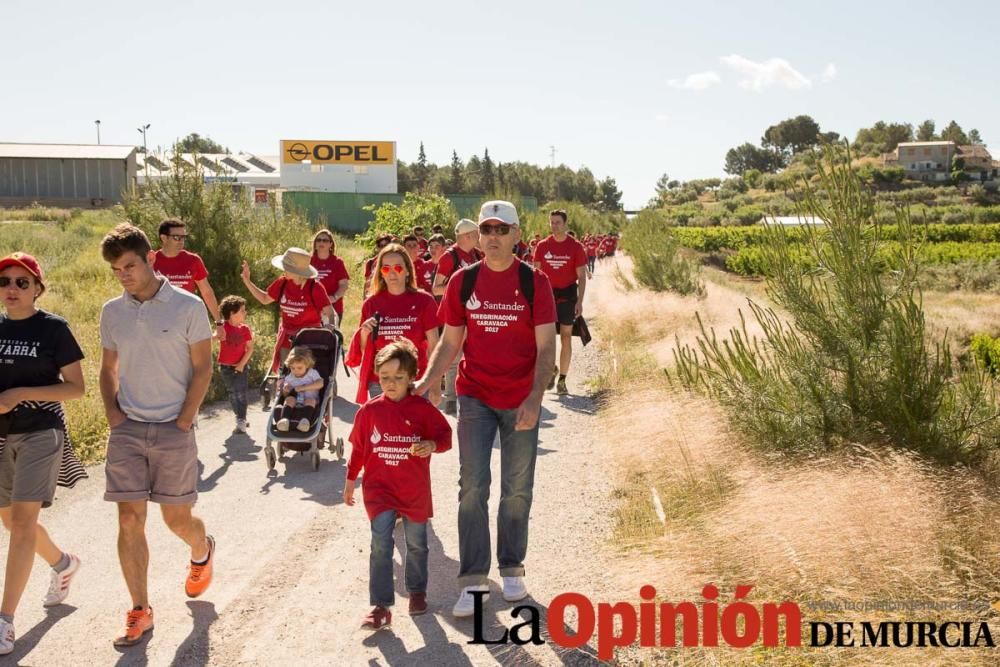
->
[271, 247, 318, 279]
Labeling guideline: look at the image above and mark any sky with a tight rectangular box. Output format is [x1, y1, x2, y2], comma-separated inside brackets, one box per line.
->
[2, 0, 998, 209]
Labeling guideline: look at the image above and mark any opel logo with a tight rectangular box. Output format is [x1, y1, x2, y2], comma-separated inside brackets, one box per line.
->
[286, 142, 309, 162]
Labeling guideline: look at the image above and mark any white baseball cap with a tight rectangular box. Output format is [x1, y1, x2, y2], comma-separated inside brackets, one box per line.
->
[478, 200, 520, 227]
[455, 218, 478, 235]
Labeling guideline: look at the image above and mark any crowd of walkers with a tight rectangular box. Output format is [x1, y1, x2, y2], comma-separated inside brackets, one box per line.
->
[0, 201, 620, 651]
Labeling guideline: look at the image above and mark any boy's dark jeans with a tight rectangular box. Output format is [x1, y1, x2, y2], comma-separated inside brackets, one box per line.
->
[370, 509, 428, 607]
[220, 365, 248, 421]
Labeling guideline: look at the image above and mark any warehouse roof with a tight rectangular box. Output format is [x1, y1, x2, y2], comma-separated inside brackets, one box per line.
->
[0, 143, 136, 160]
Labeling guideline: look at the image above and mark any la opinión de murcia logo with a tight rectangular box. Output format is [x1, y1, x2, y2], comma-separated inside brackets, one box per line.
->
[466, 585, 995, 660]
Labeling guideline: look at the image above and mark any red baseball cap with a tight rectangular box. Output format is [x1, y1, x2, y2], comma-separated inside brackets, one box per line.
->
[0, 252, 45, 286]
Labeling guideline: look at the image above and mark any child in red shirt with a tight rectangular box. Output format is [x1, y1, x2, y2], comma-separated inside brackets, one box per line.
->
[215, 295, 254, 434]
[344, 339, 452, 630]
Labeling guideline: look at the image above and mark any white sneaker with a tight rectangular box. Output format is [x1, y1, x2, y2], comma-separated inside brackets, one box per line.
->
[43, 554, 81, 607]
[235, 420, 249, 434]
[276, 418, 290, 432]
[452, 585, 489, 618]
[296, 418, 310, 432]
[0, 619, 13, 656]
[502, 576, 528, 602]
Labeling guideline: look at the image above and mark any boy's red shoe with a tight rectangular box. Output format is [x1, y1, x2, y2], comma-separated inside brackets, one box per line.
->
[409, 592, 428, 616]
[361, 606, 392, 630]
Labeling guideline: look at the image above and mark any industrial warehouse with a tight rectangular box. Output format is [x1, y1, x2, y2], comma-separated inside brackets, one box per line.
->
[0, 138, 536, 232]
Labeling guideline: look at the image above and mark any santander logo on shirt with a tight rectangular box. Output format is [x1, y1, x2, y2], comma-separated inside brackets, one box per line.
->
[543, 250, 571, 270]
[371, 428, 382, 445]
[466, 293, 482, 311]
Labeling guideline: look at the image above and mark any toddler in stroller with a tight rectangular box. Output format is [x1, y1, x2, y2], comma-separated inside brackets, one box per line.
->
[274, 347, 323, 432]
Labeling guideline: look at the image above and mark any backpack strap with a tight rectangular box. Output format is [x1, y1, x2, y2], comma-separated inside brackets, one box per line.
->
[459, 261, 482, 307]
[518, 261, 535, 321]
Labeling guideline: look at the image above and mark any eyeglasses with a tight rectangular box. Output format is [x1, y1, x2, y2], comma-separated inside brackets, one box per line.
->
[0, 276, 32, 290]
[380, 265, 406, 275]
[315, 238, 333, 244]
[479, 223, 513, 236]
[168, 234, 188, 242]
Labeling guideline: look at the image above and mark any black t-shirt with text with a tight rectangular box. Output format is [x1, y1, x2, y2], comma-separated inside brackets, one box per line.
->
[0, 310, 84, 434]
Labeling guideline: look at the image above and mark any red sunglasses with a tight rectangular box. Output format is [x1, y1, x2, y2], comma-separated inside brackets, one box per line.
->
[380, 264, 406, 275]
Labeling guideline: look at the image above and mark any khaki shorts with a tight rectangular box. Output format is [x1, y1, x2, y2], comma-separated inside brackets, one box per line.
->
[0, 429, 63, 508]
[104, 419, 198, 505]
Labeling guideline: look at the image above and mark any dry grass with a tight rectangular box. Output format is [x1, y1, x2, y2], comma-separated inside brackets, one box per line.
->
[592, 256, 1000, 666]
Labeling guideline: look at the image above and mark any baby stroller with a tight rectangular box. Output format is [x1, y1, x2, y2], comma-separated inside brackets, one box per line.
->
[264, 327, 345, 472]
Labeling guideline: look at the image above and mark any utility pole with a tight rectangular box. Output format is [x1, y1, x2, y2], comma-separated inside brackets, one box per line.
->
[95, 119, 101, 144]
[137, 124, 150, 178]
[549, 145, 557, 168]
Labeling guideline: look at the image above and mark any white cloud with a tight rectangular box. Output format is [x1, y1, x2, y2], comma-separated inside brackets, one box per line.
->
[655, 113, 670, 123]
[719, 54, 812, 91]
[667, 71, 721, 91]
[821, 63, 837, 82]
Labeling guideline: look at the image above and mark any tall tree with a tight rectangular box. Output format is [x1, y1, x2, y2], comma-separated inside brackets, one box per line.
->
[176, 132, 226, 154]
[969, 128, 984, 145]
[448, 150, 463, 194]
[596, 177, 623, 210]
[413, 141, 430, 191]
[916, 120, 936, 141]
[724, 143, 782, 175]
[940, 120, 969, 145]
[762, 115, 822, 155]
[481, 148, 495, 195]
[854, 121, 914, 152]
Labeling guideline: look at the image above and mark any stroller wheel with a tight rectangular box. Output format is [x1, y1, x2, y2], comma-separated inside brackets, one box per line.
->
[264, 444, 276, 471]
[336, 437, 344, 460]
[311, 451, 320, 471]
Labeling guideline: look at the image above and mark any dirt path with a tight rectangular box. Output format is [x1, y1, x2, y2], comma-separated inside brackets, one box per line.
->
[0, 277, 619, 666]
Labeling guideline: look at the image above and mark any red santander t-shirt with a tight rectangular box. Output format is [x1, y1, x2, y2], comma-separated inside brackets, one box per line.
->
[265, 277, 329, 331]
[347, 394, 453, 522]
[534, 236, 587, 289]
[218, 322, 252, 365]
[311, 254, 350, 314]
[413, 258, 435, 293]
[438, 261, 556, 410]
[153, 250, 208, 293]
[360, 290, 439, 384]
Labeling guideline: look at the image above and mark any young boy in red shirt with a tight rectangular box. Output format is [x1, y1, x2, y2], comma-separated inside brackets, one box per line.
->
[215, 295, 254, 434]
[344, 339, 452, 630]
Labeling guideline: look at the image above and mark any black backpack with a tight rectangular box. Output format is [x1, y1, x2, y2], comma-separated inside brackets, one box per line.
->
[459, 260, 536, 320]
[433, 246, 484, 288]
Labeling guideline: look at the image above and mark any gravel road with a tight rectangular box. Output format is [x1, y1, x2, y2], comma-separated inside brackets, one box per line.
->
[0, 281, 618, 666]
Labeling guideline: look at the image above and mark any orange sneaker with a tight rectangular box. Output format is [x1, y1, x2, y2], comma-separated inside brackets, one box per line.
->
[113, 606, 154, 647]
[185, 535, 215, 598]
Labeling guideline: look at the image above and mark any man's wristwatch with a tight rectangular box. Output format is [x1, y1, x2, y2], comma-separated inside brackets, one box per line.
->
[215, 320, 224, 326]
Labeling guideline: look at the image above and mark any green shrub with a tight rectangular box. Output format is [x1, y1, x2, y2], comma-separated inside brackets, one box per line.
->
[620, 210, 704, 296]
[971, 334, 1000, 374]
[672, 148, 1000, 466]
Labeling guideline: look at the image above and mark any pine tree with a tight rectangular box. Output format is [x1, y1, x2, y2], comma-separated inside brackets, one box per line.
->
[414, 142, 429, 191]
[482, 148, 495, 195]
[448, 150, 463, 194]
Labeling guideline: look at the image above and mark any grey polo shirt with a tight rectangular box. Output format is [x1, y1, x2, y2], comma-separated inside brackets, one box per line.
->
[100, 277, 212, 423]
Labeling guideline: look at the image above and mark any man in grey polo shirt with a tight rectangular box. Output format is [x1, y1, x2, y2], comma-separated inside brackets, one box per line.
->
[98, 223, 216, 648]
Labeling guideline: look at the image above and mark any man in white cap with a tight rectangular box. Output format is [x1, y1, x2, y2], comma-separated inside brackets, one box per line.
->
[415, 201, 556, 617]
[432, 219, 484, 416]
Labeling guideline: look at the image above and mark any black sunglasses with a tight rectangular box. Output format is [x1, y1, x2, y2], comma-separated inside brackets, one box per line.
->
[0, 276, 32, 290]
[168, 234, 188, 242]
[479, 223, 513, 236]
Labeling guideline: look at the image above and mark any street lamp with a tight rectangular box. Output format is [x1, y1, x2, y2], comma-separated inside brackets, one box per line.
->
[137, 124, 150, 152]
[95, 119, 101, 144]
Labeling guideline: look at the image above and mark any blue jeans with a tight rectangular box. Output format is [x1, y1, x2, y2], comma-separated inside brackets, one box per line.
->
[369, 509, 428, 607]
[456, 395, 539, 586]
[220, 365, 248, 421]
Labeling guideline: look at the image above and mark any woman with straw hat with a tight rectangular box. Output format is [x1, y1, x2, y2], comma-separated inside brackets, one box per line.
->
[0, 252, 87, 656]
[241, 247, 336, 372]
